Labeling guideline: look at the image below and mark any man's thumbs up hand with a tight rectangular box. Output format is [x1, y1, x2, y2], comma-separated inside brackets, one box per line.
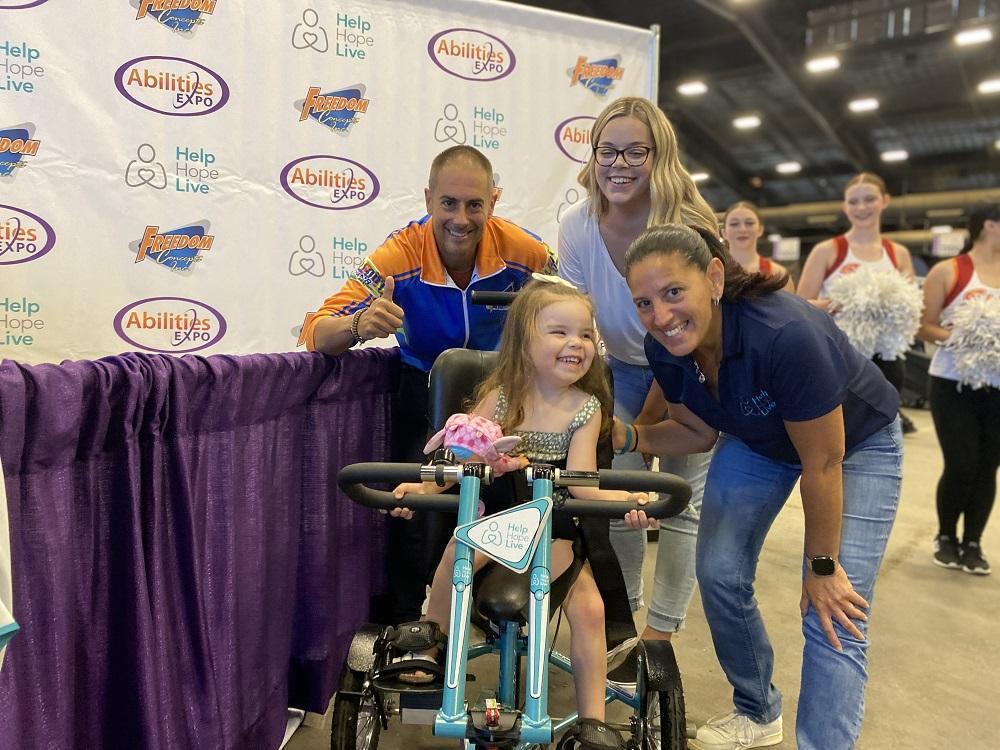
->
[355, 275, 404, 342]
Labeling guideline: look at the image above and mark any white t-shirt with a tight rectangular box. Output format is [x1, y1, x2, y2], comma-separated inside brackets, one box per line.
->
[557, 200, 648, 366]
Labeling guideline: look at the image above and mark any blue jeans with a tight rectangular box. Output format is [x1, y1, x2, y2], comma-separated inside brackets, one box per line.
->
[696, 418, 902, 750]
[606, 357, 709, 632]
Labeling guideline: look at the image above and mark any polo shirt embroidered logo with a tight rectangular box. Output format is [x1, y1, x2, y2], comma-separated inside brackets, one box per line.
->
[740, 390, 776, 417]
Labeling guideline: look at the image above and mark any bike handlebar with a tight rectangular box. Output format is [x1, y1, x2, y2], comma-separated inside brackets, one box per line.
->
[469, 290, 518, 307]
[337, 462, 691, 519]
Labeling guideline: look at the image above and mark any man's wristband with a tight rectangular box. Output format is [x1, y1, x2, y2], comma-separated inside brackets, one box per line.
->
[350, 309, 367, 346]
[616, 423, 638, 455]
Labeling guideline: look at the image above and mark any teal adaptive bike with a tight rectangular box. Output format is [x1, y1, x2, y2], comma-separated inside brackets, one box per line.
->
[332, 454, 692, 750]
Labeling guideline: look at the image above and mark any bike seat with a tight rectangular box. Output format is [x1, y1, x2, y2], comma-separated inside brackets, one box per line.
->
[473, 535, 584, 626]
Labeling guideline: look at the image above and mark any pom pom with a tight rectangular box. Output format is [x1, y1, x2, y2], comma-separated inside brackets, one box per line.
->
[826, 267, 923, 359]
[942, 294, 1000, 390]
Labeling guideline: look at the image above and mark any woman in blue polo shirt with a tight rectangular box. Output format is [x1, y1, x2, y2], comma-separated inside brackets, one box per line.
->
[618, 224, 902, 750]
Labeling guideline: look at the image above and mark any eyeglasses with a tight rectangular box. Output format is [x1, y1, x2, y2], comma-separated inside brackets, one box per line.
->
[593, 145, 654, 167]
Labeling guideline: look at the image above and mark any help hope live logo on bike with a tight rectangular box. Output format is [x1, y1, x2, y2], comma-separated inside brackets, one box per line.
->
[114, 56, 229, 116]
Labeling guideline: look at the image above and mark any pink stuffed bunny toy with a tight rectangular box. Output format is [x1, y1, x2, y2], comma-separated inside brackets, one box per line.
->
[423, 414, 527, 476]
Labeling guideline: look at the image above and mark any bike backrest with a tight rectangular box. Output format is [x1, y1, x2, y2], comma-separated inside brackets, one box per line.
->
[427, 348, 499, 432]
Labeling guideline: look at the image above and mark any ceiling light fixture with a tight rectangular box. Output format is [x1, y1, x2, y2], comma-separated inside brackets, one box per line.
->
[806, 55, 840, 73]
[733, 115, 761, 129]
[954, 28, 993, 46]
[806, 214, 839, 224]
[677, 80, 708, 96]
[977, 77, 1000, 94]
[776, 161, 802, 174]
[880, 149, 909, 162]
[848, 97, 879, 113]
[995, 138, 1000, 150]
[691, 172, 709, 183]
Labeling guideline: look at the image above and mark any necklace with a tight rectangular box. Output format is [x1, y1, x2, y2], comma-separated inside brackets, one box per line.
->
[693, 358, 706, 384]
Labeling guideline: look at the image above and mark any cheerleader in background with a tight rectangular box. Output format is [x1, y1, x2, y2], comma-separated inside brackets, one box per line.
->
[721, 201, 795, 292]
[917, 204, 1000, 575]
[797, 172, 918, 433]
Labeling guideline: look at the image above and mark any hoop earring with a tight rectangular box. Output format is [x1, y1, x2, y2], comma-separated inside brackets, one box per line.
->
[712, 295, 720, 306]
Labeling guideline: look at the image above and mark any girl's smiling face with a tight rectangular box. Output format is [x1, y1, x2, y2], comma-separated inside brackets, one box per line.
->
[529, 299, 597, 387]
[594, 115, 654, 209]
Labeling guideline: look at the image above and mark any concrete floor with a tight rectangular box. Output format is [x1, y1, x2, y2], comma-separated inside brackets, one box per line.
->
[289, 406, 997, 749]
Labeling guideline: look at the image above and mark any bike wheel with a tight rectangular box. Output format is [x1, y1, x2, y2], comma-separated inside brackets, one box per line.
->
[330, 664, 382, 750]
[639, 684, 686, 750]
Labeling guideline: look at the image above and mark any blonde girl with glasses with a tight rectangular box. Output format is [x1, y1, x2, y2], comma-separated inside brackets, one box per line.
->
[557, 96, 716, 685]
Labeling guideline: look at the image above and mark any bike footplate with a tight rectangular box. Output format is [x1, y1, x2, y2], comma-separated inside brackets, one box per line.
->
[468, 698, 521, 748]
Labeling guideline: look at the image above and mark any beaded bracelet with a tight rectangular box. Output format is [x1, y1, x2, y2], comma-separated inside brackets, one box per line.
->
[350, 309, 367, 346]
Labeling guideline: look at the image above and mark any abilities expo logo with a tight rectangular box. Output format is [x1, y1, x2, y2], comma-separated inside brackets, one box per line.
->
[129, 220, 214, 272]
[131, 0, 217, 35]
[0, 122, 40, 180]
[115, 56, 229, 116]
[568, 55, 624, 96]
[0, 203, 55, 265]
[427, 28, 515, 82]
[554, 115, 595, 163]
[114, 296, 226, 353]
[279, 155, 379, 211]
[0, 1, 50, 9]
[295, 84, 370, 134]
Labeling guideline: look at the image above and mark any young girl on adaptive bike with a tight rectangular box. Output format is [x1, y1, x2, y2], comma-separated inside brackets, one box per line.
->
[390, 277, 655, 729]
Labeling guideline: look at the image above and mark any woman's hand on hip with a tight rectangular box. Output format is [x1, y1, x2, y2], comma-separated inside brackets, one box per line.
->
[801, 566, 869, 651]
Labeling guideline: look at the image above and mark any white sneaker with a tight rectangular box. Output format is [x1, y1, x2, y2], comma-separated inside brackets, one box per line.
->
[606, 635, 638, 663]
[692, 711, 782, 749]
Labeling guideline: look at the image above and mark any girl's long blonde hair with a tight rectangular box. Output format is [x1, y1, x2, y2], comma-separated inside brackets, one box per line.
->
[472, 280, 613, 438]
[578, 96, 719, 236]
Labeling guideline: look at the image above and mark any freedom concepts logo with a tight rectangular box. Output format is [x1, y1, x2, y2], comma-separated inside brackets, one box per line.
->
[131, 0, 217, 34]
[114, 296, 226, 353]
[0, 203, 55, 265]
[115, 56, 229, 116]
[0, 123, 40, 180]
[554, 115, 595, 163]
[130, 220, 213, 272]
[568, 55, 624, 96]
[280, 155, 379, 211]
[295, 84, 370, 134]
[428, 28, 515, 82]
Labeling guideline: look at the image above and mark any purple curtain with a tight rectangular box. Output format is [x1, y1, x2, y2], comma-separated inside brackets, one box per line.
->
[0, 349, 396, 749]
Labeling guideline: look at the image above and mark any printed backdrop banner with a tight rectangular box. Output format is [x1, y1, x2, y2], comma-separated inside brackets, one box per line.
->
[1, 0, 656, 364]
